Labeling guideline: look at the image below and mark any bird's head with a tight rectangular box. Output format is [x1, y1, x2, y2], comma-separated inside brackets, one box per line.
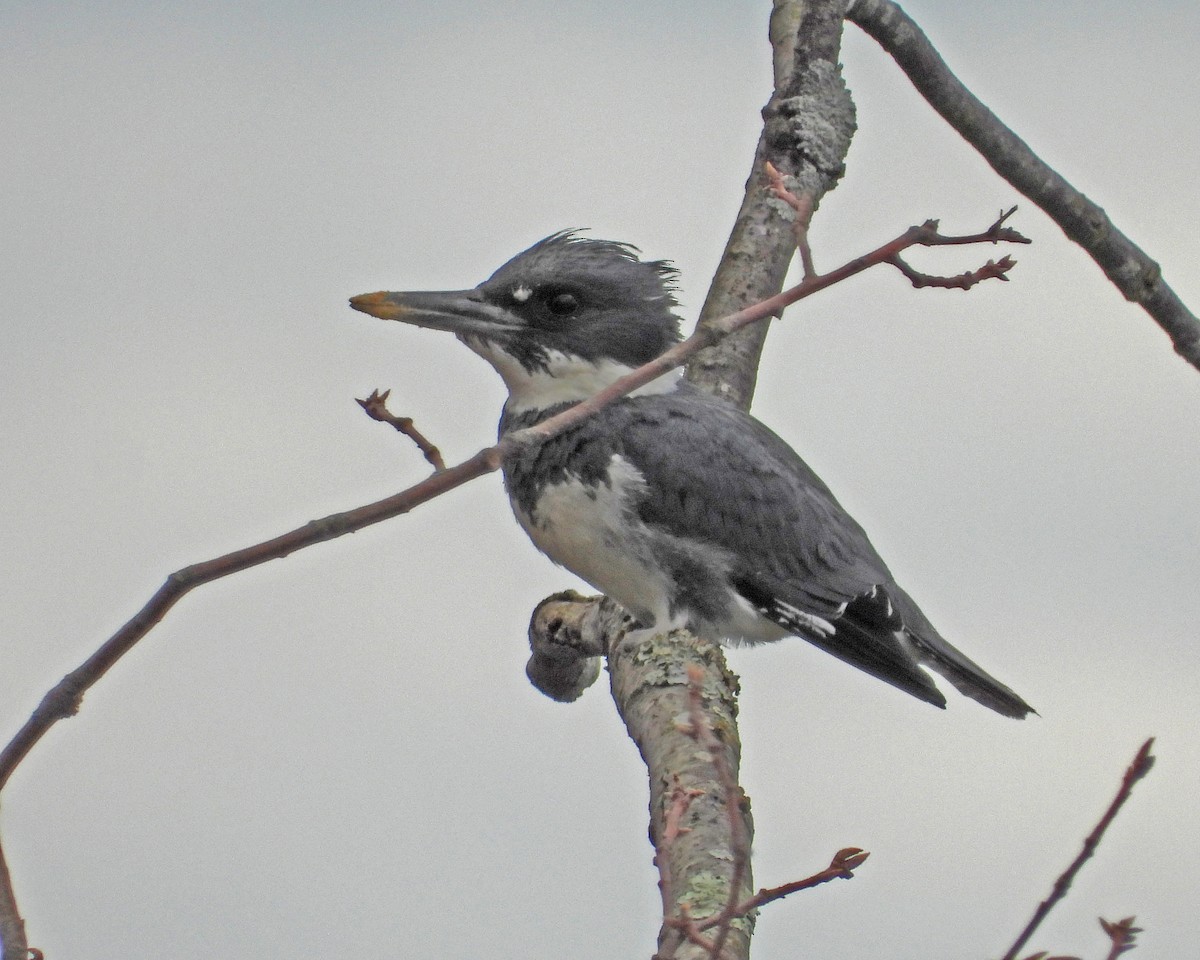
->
[350, 232, 684, 413]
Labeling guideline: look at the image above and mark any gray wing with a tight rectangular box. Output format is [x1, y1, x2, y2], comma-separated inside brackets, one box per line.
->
[610, 389, 1032, 717]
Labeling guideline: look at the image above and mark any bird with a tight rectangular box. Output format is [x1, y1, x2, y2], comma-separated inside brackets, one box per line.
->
[350, 232, 1033, 718]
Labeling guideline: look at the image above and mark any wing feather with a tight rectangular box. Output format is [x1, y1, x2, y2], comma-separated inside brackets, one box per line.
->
[601, 387, 1032, 717]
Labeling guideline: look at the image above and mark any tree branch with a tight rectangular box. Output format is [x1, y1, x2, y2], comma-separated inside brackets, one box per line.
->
[1, 213, 1016, 794]
[687, 0, 855, 408]
[1001, 738, 1156, 960]
[609, 631, 749, 960]
[1099, 915, 1143, 959]
[846, 0, 1200, 371]
[0, 835, 28, 960]
[356, 388, 447, 471]
[0, 210, 1027, 957]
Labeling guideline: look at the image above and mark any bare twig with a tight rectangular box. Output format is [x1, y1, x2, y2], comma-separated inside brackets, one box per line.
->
[0, 836, 29, 960]
[717, 847, 869, 922]
[764, 160, 817, 279]
[846, 0, 1200, 371]
[1001, 739, 1156, 960]
[907, 207, 1029, 247]
[666, 667, 867, 956]
[681, 665, 751, 960]
[0, 210, 1024, 793]
[0, 211, 1026, 960]
[888, 254, 1017, 290]
[1099, 916, 1142, 959]
[517, 213, 1024, 454]
[0, 445, 501, 793]
[679, 845, 869, 942]
[356, 388, 446, 471]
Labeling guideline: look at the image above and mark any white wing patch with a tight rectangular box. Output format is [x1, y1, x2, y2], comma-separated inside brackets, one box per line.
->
[762, 598, 837, 639]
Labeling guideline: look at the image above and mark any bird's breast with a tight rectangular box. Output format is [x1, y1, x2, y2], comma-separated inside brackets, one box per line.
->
[508, 454, 674, 627]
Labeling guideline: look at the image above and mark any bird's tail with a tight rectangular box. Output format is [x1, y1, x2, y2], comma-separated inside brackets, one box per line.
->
[920, 642, 1036, 719]
[893, 588, 1036, 719]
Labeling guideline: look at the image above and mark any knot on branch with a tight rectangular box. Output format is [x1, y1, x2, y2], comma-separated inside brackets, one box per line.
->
[526, 592, 619, 702]
[764, 61, 857, 184]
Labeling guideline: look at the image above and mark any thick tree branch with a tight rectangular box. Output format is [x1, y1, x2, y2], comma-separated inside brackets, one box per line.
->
[525, 591, 608, 702]
[846, 0, 1200, 371]
[611, 633, 749, 960]
[687, 0, 856, 409]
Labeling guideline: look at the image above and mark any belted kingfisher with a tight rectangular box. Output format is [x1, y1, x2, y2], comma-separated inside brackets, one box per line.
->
[350, 232, 1033, 718]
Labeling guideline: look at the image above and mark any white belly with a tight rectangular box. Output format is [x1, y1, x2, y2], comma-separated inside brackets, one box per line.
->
[512, 455, 675, 627]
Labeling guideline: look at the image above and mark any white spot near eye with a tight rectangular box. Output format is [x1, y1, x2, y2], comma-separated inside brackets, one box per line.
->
[512, 284, 533, 302]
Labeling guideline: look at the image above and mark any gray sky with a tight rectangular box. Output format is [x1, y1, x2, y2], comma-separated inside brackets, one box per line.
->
[2, 1, 1198, 957]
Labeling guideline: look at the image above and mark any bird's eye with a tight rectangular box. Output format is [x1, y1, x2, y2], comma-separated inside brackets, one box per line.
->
[546, 292, 579, 316]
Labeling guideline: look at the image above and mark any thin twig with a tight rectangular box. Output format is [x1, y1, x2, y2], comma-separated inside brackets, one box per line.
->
[764, 160, 817, 279]
[846, 0, 1200, 371]
[518, 212, 1024, 453]
[887, 254, 1017, 289]
[1099, 916, 1142, 959]
[1, 209, 1024, 791]
[1001, 739, 1156, 960]
[681, 665, 750, 959]
[655, 777, 704, 921]
[657, 662, 864, 955]
[0, 211, 1026, 960]
[356, 388, 446, 471]
[0, 445, 501, 793]
[700, 847, 869, 928]
[0, 835, 29, 960]
[669, 668, 868, 953]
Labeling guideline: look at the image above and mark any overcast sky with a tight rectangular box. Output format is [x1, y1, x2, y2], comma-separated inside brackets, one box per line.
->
[3, 1, 1198, 958]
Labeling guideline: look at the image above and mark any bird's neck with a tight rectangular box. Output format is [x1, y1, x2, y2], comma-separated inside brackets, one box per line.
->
[464, 338, 682, 422]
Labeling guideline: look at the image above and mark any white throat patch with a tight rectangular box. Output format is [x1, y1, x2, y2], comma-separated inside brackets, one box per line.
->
[462, 340, 682, 414]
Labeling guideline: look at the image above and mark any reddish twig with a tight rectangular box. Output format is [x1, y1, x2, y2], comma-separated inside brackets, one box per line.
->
[666, 668, 868, 956]
[1099, 916, 1142, 959]
[518, 211, 1026, 453]
[723, 847, 869, 919]
[680, 846, 869, 940]
[0, 445, 502, 793]
[888, 254, 1017, 290]
[356, 388, 447, 471]
[0, 210, 1027, 960]
[681, 665, 751, 960]
[764, 160, 817, 279]
[910, 206, 1028, 247]
[0, 835, 29, 960]
[1001, 739, 1156, 960]
[655, 777, 704, 920]
[668, 905, 727, 960]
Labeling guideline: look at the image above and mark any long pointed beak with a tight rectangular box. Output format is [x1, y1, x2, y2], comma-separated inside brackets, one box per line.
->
[349, 288, 518, 337]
